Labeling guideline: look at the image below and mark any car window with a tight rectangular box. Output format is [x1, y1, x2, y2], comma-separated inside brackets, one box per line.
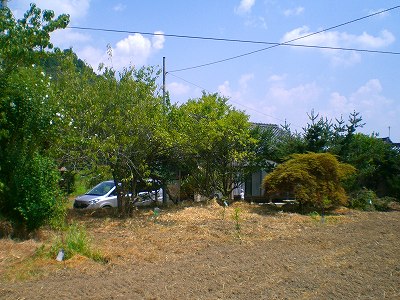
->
[109, 188, 118, 196]
[86, 181, 115, 196]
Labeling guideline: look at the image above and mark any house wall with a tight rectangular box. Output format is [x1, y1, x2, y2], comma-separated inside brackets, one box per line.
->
[245, 170, 268, 197]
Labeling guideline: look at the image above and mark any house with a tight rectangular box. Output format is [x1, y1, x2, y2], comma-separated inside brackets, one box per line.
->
[380, 137, 400, 152]
[242, 123, 282, 201]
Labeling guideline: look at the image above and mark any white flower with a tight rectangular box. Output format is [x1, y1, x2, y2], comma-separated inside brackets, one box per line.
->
[10, 102, 16, 108]
[50, 120, 53, 125]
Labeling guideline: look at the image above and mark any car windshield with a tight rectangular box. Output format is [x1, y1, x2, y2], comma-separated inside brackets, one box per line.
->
[86, 181, 115, 196]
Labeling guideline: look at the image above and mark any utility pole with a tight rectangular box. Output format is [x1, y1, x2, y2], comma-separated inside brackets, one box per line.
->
[162, 56, 166, 107]
[162, 56, 167, 205]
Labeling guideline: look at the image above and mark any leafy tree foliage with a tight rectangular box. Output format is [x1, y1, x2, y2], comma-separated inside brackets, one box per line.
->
[263, 153, 355, 207]
[0, 4, 69, 76]
[343, 133, 400, 199]
[331, 111, 365, 157]
[0, 5, 69, 232]
[169, 93, 256, 199]
[54, 61, 167, 211]
[303, 109, 332, 153]
[301, 110, 364, 155]
[271, 122, 306, 163]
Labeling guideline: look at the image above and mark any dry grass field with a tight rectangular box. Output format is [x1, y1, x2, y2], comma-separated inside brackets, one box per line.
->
[1, 201, 399, 299]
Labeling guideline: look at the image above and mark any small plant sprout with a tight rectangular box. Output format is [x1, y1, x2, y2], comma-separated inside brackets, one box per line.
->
[153, 207, 161, 223]
[232, 207, 242, 238]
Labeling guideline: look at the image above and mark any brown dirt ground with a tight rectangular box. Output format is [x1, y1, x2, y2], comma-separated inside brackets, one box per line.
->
[0, 201, 399, 300]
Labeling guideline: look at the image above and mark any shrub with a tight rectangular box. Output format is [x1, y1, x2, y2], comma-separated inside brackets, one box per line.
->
[349, 189, 394, 211]
[263, 153, 355, 208]
[349, 189, 377, 211]
[4, 152, 65, 234]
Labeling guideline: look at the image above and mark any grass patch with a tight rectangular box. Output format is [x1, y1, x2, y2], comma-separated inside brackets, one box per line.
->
[49, 223, 109, 263]
[308, 211, 342, 224]
[1, 224, 108, 282]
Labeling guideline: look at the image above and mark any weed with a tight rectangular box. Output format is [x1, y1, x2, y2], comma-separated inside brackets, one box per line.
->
[50, 223, 108, 263]
[309, 211, 320, 221]
[232, 207, 242, 238]
[221, 199, 229, 220]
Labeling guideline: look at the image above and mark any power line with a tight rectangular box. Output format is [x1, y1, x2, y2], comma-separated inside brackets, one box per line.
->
[169, 44, 399, 73]
[68, 25, 400, 58]
[169, 5, 400, 72]
[69, 5, 399, 72]
[68, 5, 399, 128]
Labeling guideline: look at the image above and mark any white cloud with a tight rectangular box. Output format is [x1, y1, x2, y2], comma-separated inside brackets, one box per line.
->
[112, 32, 164, 69]
[167, 82, 190, 97]
[330, 51, 361, 67]
[329, 92, 355, 114]
[351, 79, 386, 110]
[112, 34, 152, 69]
[50, 29, 91, 49]
[281, 26, 395, 66]
[218, 81, 233, 98]
[282, 26, 395, 49]
[239, 73, 254, 90]
[218, 73, 255, 101]
[327, 79, 398, 138]
[355, 30, 395, 48]
[152, 31, 165, 50]
[266, 82, 321, 106]
[115, 34, 152, 57]
[235, 0, 256, 15]
[245, 79, 323, 126]
[76, 32, 165, 70]
[76, 46, 106, 70]
[233, 75, 398, 140]
[284, 6, 304, 17]
[234, 0, 267, 29]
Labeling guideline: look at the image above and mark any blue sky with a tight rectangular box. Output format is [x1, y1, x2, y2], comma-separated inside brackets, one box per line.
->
[9, 0, 400, 141]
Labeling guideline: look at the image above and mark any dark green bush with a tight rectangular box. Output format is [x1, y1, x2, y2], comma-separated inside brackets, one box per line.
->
[9, 152, 64, 232]
[349, 189, 395, 211]
[349, 189, 377, 211]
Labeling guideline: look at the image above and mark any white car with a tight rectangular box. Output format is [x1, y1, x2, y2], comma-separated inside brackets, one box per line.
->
[73, 180, 163, 209]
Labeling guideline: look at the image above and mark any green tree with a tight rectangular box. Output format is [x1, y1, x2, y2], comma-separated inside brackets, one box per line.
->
[273, 122, 306, 162]
[54, 62, 167, 212]
[331, 111, 365, 157]
[0, 5, 69, 233]
[263, 153, 355, 208]
[0, 4, 69, 76]
[170, 93, 257, 199]
[343, 133, 400, 199]
[303, 109, 332, 153]
[301, 110, 364, 155]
